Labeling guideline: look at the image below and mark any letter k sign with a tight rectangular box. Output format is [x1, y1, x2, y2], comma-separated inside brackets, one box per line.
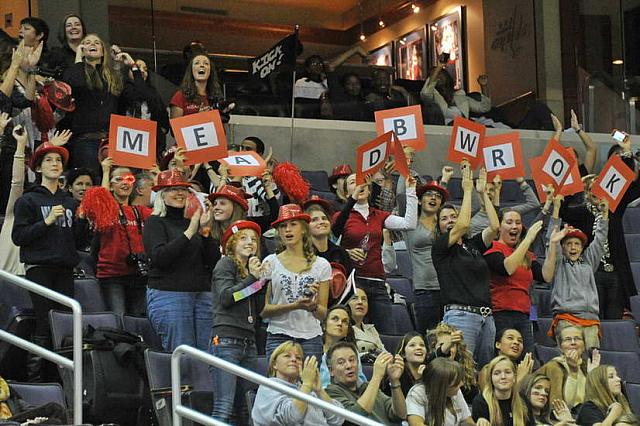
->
[590, 155, 635, 213]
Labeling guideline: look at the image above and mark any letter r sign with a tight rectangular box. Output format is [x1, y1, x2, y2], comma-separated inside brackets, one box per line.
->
[590, 155, 635, 212]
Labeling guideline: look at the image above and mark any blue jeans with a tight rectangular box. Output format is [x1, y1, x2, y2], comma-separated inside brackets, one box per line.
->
[209, 337, 257, 424]
[356, 278, 394, 334]
[494, 310, 534, 357]
[100, 275, 146, 316]
[413, 290, 443, 334]
[265, 333, 323, 362]
[443, 309, 495, 368]
[147, 289, 212, 351]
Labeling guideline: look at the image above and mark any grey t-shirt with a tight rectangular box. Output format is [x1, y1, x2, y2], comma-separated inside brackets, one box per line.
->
[404, 222, 439, 291]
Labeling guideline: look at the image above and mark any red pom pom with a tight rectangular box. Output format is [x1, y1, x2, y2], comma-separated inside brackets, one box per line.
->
[272, 162, 310, 203]
[78, 187, 120, 232]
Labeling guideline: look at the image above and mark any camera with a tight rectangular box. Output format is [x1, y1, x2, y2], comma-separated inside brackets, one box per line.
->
[302, 288, 315, 298]
[126, 253, 149, 277]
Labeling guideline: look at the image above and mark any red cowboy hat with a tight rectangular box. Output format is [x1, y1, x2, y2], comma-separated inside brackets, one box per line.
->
[207, 185, 251, 212]
[417, 181, 449, 202]
[151, 169, 192, 191]
[329, 262, 348, 300]
[221, 220, 262, 254]
[29, 142, 69, 171]
[302, 195, 334, 215]
[271, 204, 311, 227]
[43, 80, 75, 112]
[328, 164, 353, 186]
[562, 228, 588, 246]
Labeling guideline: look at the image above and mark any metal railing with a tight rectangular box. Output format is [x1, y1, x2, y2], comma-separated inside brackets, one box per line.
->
[171, 345, 383, 426]
[0, 270, 83, 425]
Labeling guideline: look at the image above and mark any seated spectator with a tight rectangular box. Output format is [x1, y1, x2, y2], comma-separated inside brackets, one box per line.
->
[294, 55, 331, 119]
[261, 204, 331, 361]
[576, 365, 635, 426]
[319, 305, 366, 388]
[478, 329, 533, 390]
[517, 372, 575, 426]
[331, 73, 372, 122]
[326, 341, 406, 425]
[536, 325, 600, 410]
[365, 68, 410, 112]
[347, 287, 386, 358]
[472, 355, 524, 426]
[428, 322, 479, 402]
[210, 220, 263, 424]
[549, 199, 609, 349]
[64, 167, 94, 202]
[395, 331, 427, 396]
[0, 376, 67, 424]
[406, 357, 473, 426]
[251, 341, 343, 426]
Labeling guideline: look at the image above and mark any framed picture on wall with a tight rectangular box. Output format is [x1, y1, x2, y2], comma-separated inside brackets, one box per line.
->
[428, 6, 467, 91]
[395, 27, 427, 80]
[367, 43, 394, 67]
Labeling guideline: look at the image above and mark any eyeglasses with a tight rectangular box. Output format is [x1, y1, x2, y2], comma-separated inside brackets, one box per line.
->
[561, 336, 584, 343]
[111, 175, 135, 185]
[423, 191, 443, 199]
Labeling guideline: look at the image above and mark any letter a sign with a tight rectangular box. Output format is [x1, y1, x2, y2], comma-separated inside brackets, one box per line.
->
[108, 114, 157, 169]
[374, 105, 426, 151]
[218, 151, 267, 177]
[481, 132, 524, 180]
[448, 116, 486, 168]
[170, 110, 228, 165]
[355, 131, 393, 185]
[590, 155, 636, 213]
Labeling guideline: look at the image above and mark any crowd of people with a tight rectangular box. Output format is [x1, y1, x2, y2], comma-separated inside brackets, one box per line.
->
[0, 11, 639, 426]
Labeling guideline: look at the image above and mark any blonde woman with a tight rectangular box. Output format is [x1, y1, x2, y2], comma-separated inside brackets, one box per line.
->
[576, 365, 635, 426]
[261, 204, 331, 361]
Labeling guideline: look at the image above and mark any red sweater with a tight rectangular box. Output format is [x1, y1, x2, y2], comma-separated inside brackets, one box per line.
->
[485, 241, 537, 314]
[170, 90, 210, 116]
[337, 207, 390, 280]
[97, 205, 152, 278]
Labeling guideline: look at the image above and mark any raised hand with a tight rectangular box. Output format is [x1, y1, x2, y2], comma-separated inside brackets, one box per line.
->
[476, 167, 488, 194]
[11, 41, 26, 69]
[587, 348, 601, 373]
[372, 352, 392, 380]
[460, 160, 473, 192]
[552, 399, 573, 422]
[11, 124, 27, 147]
[101, 156, 113, 173]
[24, 41, 43, 68]
[300, 356, 318, 388]
[50, 129, 73, 147]
[551, 114, 563, 134]
[516, 353, 534, 379]
[570, 109, 582, 131]
[248, 256, 262, 277]
[405, 175, 416, 189]
[386, 354, 404, 382]
[440, 165, 454, 183]
[524, 220, 544, 243]
[550, 224, 570, 244]
[598, 198, 609, 220]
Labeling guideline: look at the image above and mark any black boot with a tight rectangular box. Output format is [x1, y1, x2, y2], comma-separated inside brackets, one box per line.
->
[27, 335, 54, 383]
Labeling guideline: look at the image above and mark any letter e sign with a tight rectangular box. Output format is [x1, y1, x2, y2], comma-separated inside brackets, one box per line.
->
[590, 155, 635, 212]
[170, 110, 228, 165]
[108, 114, 156, 169]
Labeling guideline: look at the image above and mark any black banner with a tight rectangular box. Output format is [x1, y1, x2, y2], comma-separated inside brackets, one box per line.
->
[248, 32, 301, 80]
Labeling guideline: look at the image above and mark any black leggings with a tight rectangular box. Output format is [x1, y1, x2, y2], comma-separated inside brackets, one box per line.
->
[26, 266, 74, 337]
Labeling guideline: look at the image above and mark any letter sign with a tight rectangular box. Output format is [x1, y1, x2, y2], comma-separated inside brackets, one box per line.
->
[447, 116, 486, 168]
[356, 131, 394, 185]
[539, 138, 575, 190]
[219, 151, 267, 177]
[170, 110, 228, 165]
[590, 154, 636, 212]
[481, 132, 524, 180]
[375, 105, 426, 151]
[108, 114, 156, 169]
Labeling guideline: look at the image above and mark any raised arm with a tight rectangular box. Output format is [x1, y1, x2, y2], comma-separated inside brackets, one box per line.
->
[584, 199, 609, 271]
[448, 161, 474, 246]
[502, 221, 543, 275]
[570, 109, 597, 174]
[478, 168, 500, 246]
[384, 176, 417, 231]
[542, 223, 568, 283]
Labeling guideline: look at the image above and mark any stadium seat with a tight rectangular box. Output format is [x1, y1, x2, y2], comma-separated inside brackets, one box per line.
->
[387, 304, 414, 335]
[387, 277, 414, 304]
[76, 250, 96, 278]
[0, 278, 34, 380]
[74, 278, 107, 312]
[302, 170, 330, 192]
[445, 177, 463, 202]
[630, 295, 640, 324]
[310, 190, 337, 203]
[534, 318, 556, 347]
[534, 344, 560, 364]
[122, 315, 163, 351]
[49, 310, 121, 350]
[500, 180, 525, 203]
[8, 381, 67, 409]
[623, 207, 640, 234]
[379, 334, 404, 353]
[631, 263, 640, 293]
[599, 350, 640, 383]
[392, 250, 413, 279]
[599, 320, 640, 352]
[625, 235, 640, 262]
[533, 287, 553, 318]
[625, 382, 640, 415]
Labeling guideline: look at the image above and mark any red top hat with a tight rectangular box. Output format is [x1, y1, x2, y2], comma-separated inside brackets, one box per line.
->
[328, 164, 353, 186]
[207, 185, 251, 212]
[30, 142, 69, 171]
[562, 228, 589, 247]
[152, 169, 192, 192]
[271, 204, 311, 227]
[302, 195, 334, 215]
[221, 220, 262, 254]
[417, 181, 449, 202]
[44, 80, 75, 112]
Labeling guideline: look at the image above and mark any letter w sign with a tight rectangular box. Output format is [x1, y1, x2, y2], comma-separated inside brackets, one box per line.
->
[590, 155, 636, 213]
[447, 116, 486, 168]
[109, 114, 157, 169]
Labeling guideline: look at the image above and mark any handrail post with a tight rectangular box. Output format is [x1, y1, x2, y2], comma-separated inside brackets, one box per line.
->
[0, 270, 83, 425]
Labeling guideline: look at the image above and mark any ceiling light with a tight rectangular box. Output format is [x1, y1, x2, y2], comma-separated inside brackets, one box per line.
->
[360, 33, 366, 41]
[612, 59, 624, 65]
[411, 3, 420, 13]
[378, 19, 385, 27]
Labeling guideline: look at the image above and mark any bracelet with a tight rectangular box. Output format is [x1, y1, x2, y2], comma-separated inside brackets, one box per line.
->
[13, 154, 25, 159]
[389, 382, 401, 389]
[574, 126, 583, 133]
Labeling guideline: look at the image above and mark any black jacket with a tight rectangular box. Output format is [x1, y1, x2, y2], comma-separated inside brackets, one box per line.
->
[11, 186, 87, 268]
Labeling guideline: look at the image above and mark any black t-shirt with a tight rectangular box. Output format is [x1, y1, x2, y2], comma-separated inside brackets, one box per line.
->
[575, 401, 606, 425]
[472, 394, 513, 426]
[432, 231, 492, 307]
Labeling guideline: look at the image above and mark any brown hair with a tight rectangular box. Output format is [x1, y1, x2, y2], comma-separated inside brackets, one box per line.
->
[81, 34, 123, 96]
[421, 358, 464, 426]
[585, 365, 632, 417]
[224, 228, 261, 278]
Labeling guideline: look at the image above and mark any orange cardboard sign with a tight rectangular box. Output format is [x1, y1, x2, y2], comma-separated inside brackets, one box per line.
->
[559, 147, 584, 197]
[355, 131, 393, 185]
[219, 151, 267, 177]
[539, 138, 576, 190]
[108, 114, 157, 169]
[480, 132, 524, 180]
[448, 116, 486, 168]
[170, 110, 228, 165]
[375, 105, 427, 151]
[590, 155, 636, 213]
[528, 155, 550, 202]
[390, 134, 410, 178]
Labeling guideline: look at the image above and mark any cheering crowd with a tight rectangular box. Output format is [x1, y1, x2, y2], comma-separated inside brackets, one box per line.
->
[1, 12, 640, 426]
